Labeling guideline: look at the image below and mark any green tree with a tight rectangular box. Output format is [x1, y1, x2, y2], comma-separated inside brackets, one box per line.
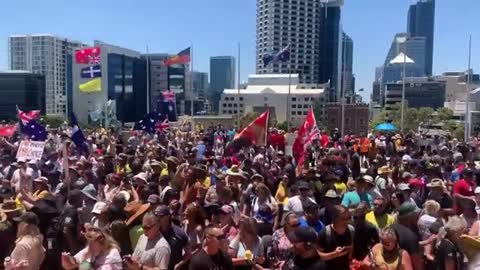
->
[276, 121, 289, 132]
[40, 115, 65, 128]
[436, 107, 454, 122]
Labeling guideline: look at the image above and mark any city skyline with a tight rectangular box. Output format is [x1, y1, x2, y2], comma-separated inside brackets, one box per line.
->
[0, 0, 478, 102]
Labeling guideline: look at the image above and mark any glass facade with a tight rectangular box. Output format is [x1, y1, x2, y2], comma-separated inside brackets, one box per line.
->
[408, 0, 435, 76]
[318, 6, 341, 102]
[107, 54, 147, 123]
[168, 65, 186, 115]
[0, 73, 45, 120]
[210, 56, 235, 112]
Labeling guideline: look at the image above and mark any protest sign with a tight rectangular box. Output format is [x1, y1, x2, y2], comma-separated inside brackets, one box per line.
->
[16, 140, 46, 161]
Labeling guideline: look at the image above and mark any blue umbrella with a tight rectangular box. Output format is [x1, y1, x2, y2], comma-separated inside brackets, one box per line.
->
[375, 122, 397, 131]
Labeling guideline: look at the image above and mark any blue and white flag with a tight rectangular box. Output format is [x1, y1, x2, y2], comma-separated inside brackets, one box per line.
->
[70, 113, 88, 154]
[81, 65, 102, 78]
[263, 45, 290, 67]
[20, 120, 47, 141]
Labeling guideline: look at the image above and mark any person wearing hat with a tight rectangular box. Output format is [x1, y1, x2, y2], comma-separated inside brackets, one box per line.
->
[426, 178, 453, 211]
[18, 177, 51, 211]
[284, 181, 316, 216]
[8, 211, 45, 270]
[90, 201, 107, 228]
[162, 156, 179, 178]
[283, 226, 326, 270]
[351, 203, 379, 261]
[225, 165, 246, 187]
[391, 202, 424, 270]
[155, 205, 189, 270]
[0, 200, 21, 264]
[125, 201, 151, 249]
[10, 157, 33, 194]
[115, 153, 132, 175]
[375, 165, 393, 198]
[341, 176, 373, 209]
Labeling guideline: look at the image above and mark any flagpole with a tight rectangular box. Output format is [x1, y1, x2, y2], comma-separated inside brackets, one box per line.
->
[237, 42, 241, 127]
[465, 35, 472, 142]
[340, 33, 346, 136]
[190, 45, 194, 131]
[146, 45, 150, 113]
[287, 44, 291, 131]
[401, 43, 407, 132]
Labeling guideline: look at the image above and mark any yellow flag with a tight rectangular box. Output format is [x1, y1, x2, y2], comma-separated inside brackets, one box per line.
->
[79, 78, 101, 93]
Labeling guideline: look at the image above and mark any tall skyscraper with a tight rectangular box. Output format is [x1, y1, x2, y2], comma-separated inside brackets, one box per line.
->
[379, 33, 427, 105]
[340, 32, 354, 98]
[408, 0, 435, 76]
[210, 56, 235, 112]
[9, 34, 87, 116]
[255, 0, 345, 102]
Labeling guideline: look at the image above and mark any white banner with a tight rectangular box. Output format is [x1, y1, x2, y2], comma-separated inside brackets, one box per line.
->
[16, 141, 46, 161]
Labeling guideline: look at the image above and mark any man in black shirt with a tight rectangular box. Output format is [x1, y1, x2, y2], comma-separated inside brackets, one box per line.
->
[426, 178, 453, 212]
[188, 225, 233, 270]
[156, 205, 189, 270]
[352, 203, 379, 260]
[393, 202, 425, 270]
[283, 226, 326, 270]
[317, 205, 353, 270]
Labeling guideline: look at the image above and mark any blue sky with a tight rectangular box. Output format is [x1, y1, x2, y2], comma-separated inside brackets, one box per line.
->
[0, 0, 478, 101]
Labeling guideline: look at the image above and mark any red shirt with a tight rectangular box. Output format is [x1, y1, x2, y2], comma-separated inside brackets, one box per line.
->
[453, 179, 476, 197]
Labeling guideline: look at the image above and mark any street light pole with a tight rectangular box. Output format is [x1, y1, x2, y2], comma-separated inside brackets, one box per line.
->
[465, 35, 472, 142]
[401, 49, 407, 132]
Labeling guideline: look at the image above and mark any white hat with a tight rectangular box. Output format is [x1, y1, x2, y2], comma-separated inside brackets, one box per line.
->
[475, 187, 480, 195]
[133, 172, 148, 184]
[17, 157, 26, 163]
[91, 202, 107, 215]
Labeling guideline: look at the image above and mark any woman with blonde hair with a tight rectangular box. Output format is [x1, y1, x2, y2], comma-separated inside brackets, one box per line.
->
[5, 212, 45, 270]
[362, 227, 413, 270]
[228, 217, 265, 269]
[61, 227, 123, 270]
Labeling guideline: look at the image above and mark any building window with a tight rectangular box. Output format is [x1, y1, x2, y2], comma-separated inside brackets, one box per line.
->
[228, 110, 232, 114]
[228, 104, 232, 107]
[292, 97, 296, 101]
[223, 110, 227, 114]
[303, 104, 308, 108]
[223, 104, 226, 107]
[303, 111, 308, 115]
[292, 111, 296, 115]
[224, 97, 228, 101]
[292, 104, 296, 108]
[240, 104, 243, 107]
[239, 97, 243, 101]
[264, 96, 268, 101]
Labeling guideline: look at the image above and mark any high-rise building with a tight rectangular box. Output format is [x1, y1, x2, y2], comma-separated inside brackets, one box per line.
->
[255, 0, 344, 101]
[379, 33, 427, 105]
[0, 71, 45, 120]
[319, 0, 344, 101]
[71, 41, 147, 123]
[9, 34, 87, 116]
[408, 0, 435, 76]
[210, 56, 235, 112]
[340, 32, 354, 98]
[142, 53, 170, 112]
[385, 77, 445, 109]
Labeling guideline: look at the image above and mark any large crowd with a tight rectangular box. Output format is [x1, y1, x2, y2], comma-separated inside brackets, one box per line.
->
[0, 125, 479, 270]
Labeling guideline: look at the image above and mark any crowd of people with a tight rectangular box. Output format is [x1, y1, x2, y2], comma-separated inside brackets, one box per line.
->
[0, 125, 479, 270]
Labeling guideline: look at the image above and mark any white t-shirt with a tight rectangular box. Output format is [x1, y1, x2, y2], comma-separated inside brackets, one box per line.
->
[74, 247, 123, 270]
[11, 167, 34, 193]
[132, 235, 171, 270]
[284, 195, 316, 216]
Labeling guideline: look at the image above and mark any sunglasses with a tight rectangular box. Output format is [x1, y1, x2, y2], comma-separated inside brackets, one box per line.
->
[288, 223, 300, 228]
[374, 203, 384, 207]
[205, 233, 226, 241]
[143, 224, 156, 231]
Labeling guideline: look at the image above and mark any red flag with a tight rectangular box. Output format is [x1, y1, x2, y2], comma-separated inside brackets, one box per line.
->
[164, 47, 191, 66]
[155, 118, 170, 133]
[0, 125, 16, 137]
[292, 107, 319, 162]
[75, 47, 101, 64]
[16, 105, 40, 124]
[234, 110, 269, 146]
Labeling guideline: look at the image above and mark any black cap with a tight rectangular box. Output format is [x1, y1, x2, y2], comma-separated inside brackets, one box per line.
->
[154, 205, 171, 216]
[13, 211, 39, 225]
[303, 201, 319, 214]
[287, 226, 318, 244]
[297, 181, 309, 190]
[463, 168, 474, 175]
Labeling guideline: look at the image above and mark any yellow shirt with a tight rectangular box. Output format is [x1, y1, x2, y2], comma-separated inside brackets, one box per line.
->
[334, 182, 347, 196]
[365, 211, 395, 229]
[160, 168, 169, 177]
[275, 181, 289, 205]
[200, 177, 211, 188]
[33, 190, 49, 200]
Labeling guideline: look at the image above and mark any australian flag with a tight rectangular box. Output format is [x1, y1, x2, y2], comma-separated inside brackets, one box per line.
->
[263, 45, 290, 67]
[160, 90, 177, 121]
[19, 120, 47, 141]
[134, 112, 162, 134]
[70, 113, 88, 154]
[81, 65, 102, 78]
